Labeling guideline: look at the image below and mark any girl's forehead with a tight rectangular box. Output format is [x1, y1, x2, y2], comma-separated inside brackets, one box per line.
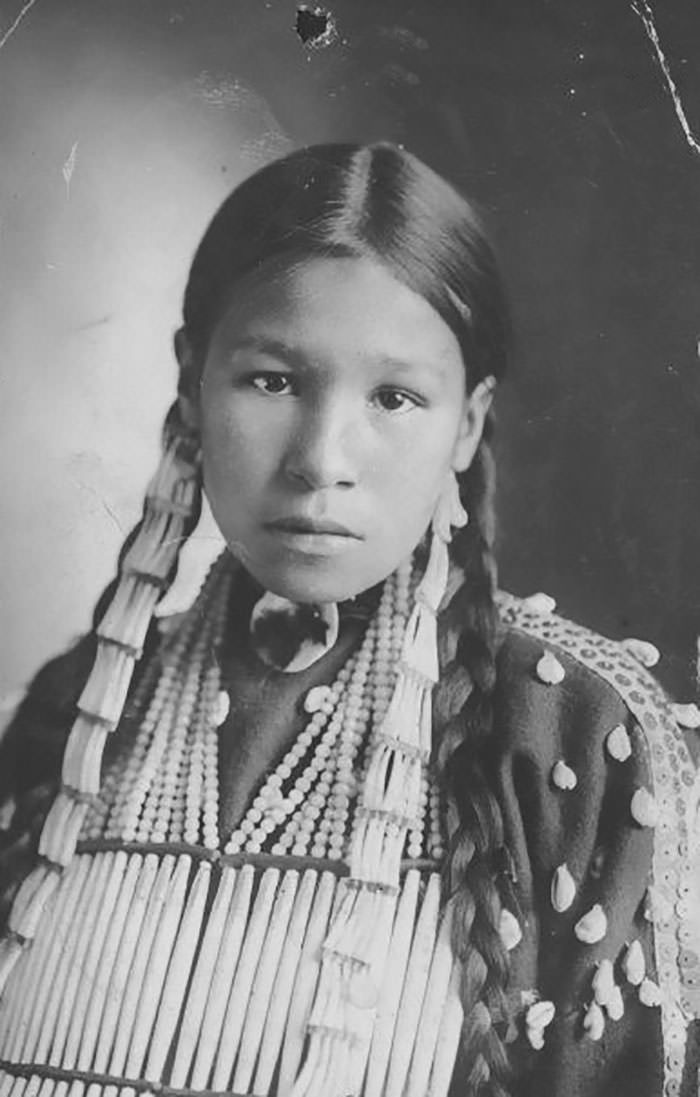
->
[209, 256, 465, 376]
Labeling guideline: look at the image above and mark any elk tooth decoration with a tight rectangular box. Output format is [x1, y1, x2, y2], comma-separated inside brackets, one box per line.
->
[606, 724, 632, 762]
[499, 909, 523, 951]
[630, 788, 659, 828]
[536, 651, 566, 685]
[606, 985, 624, 1021]
[551, 864, 577, 913]
[303, 685, 335, 713]
[525, 1000, 555, 1050]
[639, 978, 662, 1008]
[523, 592, 557, 614]
[592, 960, 615, 1007]
[583, 1002, 605, 1041]
[670, 702, 700, 729]
[574, 904, 608, 945]
[623, 940, 645, 986]
[621, 638, 660, 668]
[552, 761, 578, 791]
[213, 690, 230, 727]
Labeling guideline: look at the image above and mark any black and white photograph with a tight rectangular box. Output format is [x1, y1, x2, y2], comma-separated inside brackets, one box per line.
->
[0, 3, 699, 1095]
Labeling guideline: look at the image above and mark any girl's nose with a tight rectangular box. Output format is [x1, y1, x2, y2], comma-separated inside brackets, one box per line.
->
[282, 401, 358, 491]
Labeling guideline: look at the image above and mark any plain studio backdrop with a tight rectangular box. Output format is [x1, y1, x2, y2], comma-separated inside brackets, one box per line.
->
[1, 0, 699, 712]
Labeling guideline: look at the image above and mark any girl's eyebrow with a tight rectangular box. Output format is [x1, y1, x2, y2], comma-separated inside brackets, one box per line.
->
[229, 335, 307, 367]
[228, 334, 447, 380]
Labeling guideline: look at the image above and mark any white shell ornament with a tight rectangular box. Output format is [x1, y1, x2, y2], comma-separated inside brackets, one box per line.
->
[574, 904, 608, 944]
[523, 592, 557, 615]
[639, 978, 662, 1007]
[622, 638, 660, 668]
[432, 472, 468, 542]
[552, 761, 578, 791]
[212, 690, 230, 728]
[623, 940, 645, 986]
[536, 651, 566, 685]
[671, 702, 700, 729]
[526, 1026, 546, 1051]
[303, 685, 334, 713]
[583, 1001, 605, 1041]
[526, 1000, 556, 1029]
[606, 724, 632, 762]
[606, 985, 624, 1021]
[592, 960, 615, 1006]
[551, 864, 577, 912]
[525, 1000, 555, 1049]
[630, 788, 659, 828]
[499, 908, 522, 951]
[249, 592, 339, 673]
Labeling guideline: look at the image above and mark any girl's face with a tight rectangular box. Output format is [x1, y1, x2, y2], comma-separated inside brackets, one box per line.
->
[179, 257, 492, 604]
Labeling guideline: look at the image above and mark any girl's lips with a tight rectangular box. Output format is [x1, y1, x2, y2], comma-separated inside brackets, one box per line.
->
[266, 518, 362, 538]
[264, 522, 362, 556]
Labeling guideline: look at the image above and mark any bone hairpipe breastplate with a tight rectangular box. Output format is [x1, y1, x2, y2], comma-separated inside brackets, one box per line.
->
[0, 848, 459, 1097]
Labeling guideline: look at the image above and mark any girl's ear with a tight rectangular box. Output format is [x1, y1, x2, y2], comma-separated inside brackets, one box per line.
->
[451, 376, 496, 473]
[174, 327, 201, 431]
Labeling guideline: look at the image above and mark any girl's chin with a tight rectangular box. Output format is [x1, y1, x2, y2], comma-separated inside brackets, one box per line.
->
[242, 560, 387, 606]
[255, 576, 370, 606]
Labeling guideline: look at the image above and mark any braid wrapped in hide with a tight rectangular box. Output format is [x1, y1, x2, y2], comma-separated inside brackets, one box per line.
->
[435, 419, 513, 1097]
[0, 400, 203, 925]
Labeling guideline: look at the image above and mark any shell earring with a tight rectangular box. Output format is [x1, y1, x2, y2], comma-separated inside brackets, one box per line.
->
[433, 468, 468, 545]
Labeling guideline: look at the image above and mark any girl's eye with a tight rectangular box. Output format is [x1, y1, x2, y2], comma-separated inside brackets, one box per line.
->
[373, 388, 421, 414]
[249, 372, 295, 395]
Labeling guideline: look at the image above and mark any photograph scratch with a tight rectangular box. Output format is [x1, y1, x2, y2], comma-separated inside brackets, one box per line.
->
[0, 0, 41, 52]
[71, 475, 124, 534]
[62, 141, 79, 196]
[631, 0, 700, 159]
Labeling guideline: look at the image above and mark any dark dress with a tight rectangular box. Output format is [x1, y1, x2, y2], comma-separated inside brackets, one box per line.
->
[0, 578, 698, 1097]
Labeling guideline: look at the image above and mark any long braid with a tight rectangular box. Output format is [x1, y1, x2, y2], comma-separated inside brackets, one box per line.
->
[91, 399, 203, 632]
[0, 398, 205, 930]
[434, 416, 513, 1097]
[0, 399, 203, 806]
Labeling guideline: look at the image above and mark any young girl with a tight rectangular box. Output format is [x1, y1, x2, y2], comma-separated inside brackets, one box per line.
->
[0, 142, 697, 1097]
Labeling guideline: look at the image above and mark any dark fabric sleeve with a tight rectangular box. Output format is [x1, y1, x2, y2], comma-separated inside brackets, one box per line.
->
[492, 629, 696, 1097]
[0, 635, 97, 797]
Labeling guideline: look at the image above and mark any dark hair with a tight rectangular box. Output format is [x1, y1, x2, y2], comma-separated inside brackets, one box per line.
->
[179, 141, 513, 1094]
[4, 142, 513, 1096]
[181, 142, 509, 393]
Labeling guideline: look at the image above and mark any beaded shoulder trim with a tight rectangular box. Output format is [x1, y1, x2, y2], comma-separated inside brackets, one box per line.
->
[497, 589, 700, 1096]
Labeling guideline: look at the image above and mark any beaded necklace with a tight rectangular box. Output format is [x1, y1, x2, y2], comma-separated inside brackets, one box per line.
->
[0, 431, 466, 1097]
[85, 551, 446, 863]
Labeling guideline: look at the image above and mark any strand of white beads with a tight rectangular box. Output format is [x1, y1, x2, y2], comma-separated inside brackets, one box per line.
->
[181, 587, 228, 847]
[316, 577, 399, 861]
[198, 664, 223, 851]
[225, 565, 409, 861]
[226, 671, 351, 860]
[99, 557, 229, 845]
[428, 780, 446, 860]
[223, 650, 358, 856]
[104, 639, 188, 839]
